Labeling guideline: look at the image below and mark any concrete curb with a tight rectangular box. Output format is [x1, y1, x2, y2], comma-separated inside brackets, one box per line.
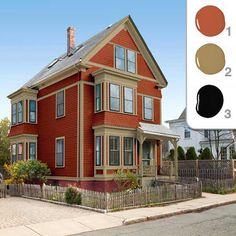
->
[123, 200, 236, 225]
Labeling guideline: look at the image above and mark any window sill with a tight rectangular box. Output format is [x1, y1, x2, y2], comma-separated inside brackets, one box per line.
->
[55, 166, 65, 168]
[56, 115, 65, 120]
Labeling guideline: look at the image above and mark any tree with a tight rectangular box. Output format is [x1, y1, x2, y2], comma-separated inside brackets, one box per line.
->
[186, 147, 197, 160]
[4, 160, 51, 184]
[177, 146, 186, 160]
[199, 147, 212, 160]
[168, 149, 175, 161]
[0, 118, 10, 165]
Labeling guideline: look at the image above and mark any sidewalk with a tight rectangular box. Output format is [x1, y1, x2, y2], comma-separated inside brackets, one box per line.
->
[0, 192, 236, 236]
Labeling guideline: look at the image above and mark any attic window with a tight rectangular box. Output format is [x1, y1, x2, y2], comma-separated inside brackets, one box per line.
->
[48, 58, 59, 68]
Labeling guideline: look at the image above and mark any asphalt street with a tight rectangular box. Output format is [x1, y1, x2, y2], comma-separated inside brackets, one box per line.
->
[77, 204, 236, 236]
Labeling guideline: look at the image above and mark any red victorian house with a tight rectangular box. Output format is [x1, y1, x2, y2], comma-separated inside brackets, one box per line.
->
[8, 16, 179, 192]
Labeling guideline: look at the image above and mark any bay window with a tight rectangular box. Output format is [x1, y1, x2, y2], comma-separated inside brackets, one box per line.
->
[18, 143, 23, 160]
[95, 136, 102, 166]
[124, 137, 133, 166]
[95, 84, 102, 112]
[18, 101, 23, 123]
[109, 136, 120, 166]
[109, 84, 120, 111]
[12, 144, 17, 163]
[29, 100, 36, 123]
[29, 142, 36, 160]
[124, 87, 133, 113]
[12, 104, 17, 125]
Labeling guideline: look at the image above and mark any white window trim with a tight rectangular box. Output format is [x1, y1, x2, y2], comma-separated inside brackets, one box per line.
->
[56, 90, 66, 119]
[55, 137, 65, 168]
[123, 86, 134, 114]
[109, 83, 121, 112]
[143, 96, 154, 121]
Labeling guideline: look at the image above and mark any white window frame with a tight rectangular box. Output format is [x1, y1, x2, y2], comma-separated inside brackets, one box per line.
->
[124, 87, 134, 114]
[126, 49, 136, 73]
[55, 137, 65, 168]
[143, 96, 153, 120]
[109, 83, 120, 112]
[56, 90, 65, 118]
[115, 45, 125, 71]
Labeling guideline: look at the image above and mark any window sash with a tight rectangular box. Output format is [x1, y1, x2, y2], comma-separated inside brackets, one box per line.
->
[95, 136, 102, 166]
[144, 97, 153, 120]
[29, 142, 36, 160]
[124, 137, 133, 166]
[109, 136, 120, 166]
[56, 139, 64, 167]
[12, 104, 17, 125]
[56, 91, 64, 117]
[29, 100, 36, 123]
[115, 46, 125, 71]
[124, 87, 133, 113]
[95, 84, 102, 112]
[18, 101, 23, 123]
[109, 84, 120, 111]
[127, 50, 136, 73]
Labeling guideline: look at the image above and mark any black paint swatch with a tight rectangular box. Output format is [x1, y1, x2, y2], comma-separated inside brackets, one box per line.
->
[196, 85, 224, 118]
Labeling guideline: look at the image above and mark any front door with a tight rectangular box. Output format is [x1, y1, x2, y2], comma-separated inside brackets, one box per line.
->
[142, 140, 154, 166]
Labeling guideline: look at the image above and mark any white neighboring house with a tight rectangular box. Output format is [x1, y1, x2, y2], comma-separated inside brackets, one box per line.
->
[165, 109, 236, 160]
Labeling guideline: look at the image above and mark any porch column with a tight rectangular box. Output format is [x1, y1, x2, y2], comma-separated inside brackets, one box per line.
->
[137, 135, 146, 177]
[170, 138, 178, 179]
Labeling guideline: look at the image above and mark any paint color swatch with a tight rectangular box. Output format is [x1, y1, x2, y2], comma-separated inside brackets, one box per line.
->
[195, 5, 225, 37]
[195, 43, 225, 75]
[196, 85, 224, 118]
[187, 0, 236, 129]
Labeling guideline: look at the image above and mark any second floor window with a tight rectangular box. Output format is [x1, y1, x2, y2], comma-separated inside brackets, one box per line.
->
[124, 87, 133, 113]
[184, 128, 191, 138]
[109, 136, 120, 166]
[56, 91, 64, 118]
[115, 46, 125, 71]
[29, 142, 36, 160]
[18, 101, 23, 123]
[144, 96, 153, 120]
[29, 100, 36, 123]
[95, 84, 101, 112]
[110, 84, 120, 111]
[12, 103, 17, 125]
[95, 136, 102, 166]
[56, 138, 64, 167]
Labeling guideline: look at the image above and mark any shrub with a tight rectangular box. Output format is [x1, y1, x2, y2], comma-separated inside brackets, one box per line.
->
[178, 146, 185, 160]
[199, 147, 212, 160]
[4, 160, 51, 184]
[168, 149, 175, 161]
[65, 186, 81, 205]
[186, 147, 197, 160]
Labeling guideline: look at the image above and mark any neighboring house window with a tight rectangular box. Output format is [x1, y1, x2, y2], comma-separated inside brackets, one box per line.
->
[29, 142, 36, 160]
[95, 136, 102, 166]
[229, 145, 235, 159]
[109, 136, 120, 166]
[124, 87, 133, 114]
[18, 143, 23, 160]
[29, 100, 36, 123]
[115, 46, 125, 70]
[143, 96, 153, 120]
[56, 91, 64, 118]
[18, 101, 23, 123]
[221, 146, 227, 160]
[184, 128, 191, 138]
[95, 84, 102, 112]
[12, 144, 17, 163]
[56, 138, 64, 167]
[109, 84, 120, 111]
[204, 130, 209, 138]
[127, 50, 136, 73]
[124, 137, 133, 166]
[12, 103, 17, 125]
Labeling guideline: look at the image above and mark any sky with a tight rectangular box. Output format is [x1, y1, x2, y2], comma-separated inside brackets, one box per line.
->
[0, 0, 186, 123]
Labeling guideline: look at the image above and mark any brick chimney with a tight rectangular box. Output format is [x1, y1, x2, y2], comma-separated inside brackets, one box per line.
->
[67, 26, 75, 55]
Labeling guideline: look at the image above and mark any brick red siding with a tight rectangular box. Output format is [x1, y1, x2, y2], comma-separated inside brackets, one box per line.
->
[137, 53, 155, 79]
[37, 85, 78, 177]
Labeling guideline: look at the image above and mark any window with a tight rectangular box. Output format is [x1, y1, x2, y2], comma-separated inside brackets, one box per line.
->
[143, 97, 153, 120]
[127, 50, 136, 73]
[109, 84, 120, 111]
[184, 128, 191, 138]
[109, 136, 120, 166]
[12, 103, 17, 125]
[56, 91, 64, 118]
[204, 130, 209, 138]
[95, 136, 102, 166]
[17, 101, 23, 123]
[229, 145, 235, 159]
[12, 144, 17, 163]
[115, 46, 125, 70]
[124, 137, 133, 166]
[29, 142, 36, 160]
[18, 143, 23, 161]
[95, 84, 102, 112]
[124, 87, 133, 113]
[56, 138, 64, 167]
[29, 100, 36, 123]
[221, 146, 227, 160]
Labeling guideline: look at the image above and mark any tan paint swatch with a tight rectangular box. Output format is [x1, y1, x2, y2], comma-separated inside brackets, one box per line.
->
[195, 44, 225, 75]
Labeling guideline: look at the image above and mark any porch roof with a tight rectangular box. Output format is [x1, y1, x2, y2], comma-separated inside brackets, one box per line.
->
[137, 122, 180, 140]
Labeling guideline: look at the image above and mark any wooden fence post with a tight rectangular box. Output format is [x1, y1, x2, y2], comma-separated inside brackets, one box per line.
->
[196, 159, 199, 178]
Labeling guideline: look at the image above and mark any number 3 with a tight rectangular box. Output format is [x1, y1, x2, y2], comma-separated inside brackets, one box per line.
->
[225, 109, 231, 118]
